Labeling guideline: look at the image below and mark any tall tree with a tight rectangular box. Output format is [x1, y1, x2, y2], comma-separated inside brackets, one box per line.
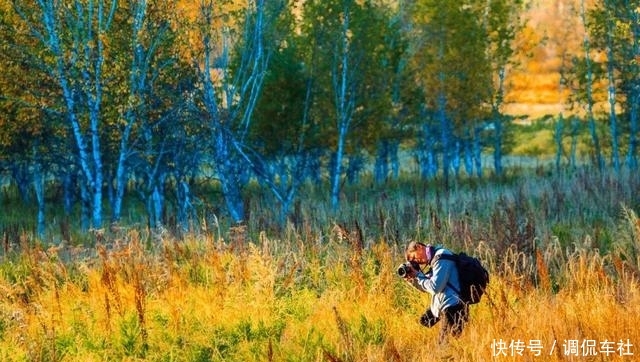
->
[623, 0, 640, 169]
[412, 0, 494, 185]
[248, 20, 319, 225]
[6, 0, 121, 229]
[587, 0, 640, 170]
[110, 0, 194, 229]
[361, 0, 419, 185]
[0, 0, 56, 215]
[601, 0, 621, 172]
[4, 0, 193, 231]
[192, 0, 282, 224]
[579, 0, 605, 170]
[483, 0, 525, 177]
[301, 0, 406, 208]
[327, 0, 356, 210]
[548, 0, 582, 171]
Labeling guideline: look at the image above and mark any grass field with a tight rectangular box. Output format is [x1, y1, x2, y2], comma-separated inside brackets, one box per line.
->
[0, 0, 633, 358]
[0, 161, 639, 361]
[0, 219, 638, 361]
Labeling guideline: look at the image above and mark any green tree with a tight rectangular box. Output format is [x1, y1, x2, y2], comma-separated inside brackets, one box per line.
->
[2, 0, 195, 231]
[409, 0, 524, 181]
[355, 0, 419, 185]
[300, 0, 409, 209]
[579, 0, 605, 171]
[192, 0, 284, 224]
[587, 0, 640, 170]
[483, 0, 525, 177]
[248, 13, 320, 225]
[107, 0, 195, 229]
[0, 0, 53, 205]
[412, 0, 493, 185]
[4, 0, 128, 229]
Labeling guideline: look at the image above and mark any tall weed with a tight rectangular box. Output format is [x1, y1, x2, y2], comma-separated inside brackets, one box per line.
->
[0, 167, 638, 360]
[0, 225, 637, 360]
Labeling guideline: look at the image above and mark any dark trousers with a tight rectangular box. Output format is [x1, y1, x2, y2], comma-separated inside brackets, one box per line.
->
[438, 304, 469, 344]
[419, 304, 469, 343]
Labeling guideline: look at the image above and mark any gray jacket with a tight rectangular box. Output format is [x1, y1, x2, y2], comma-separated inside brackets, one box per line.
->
[411, 247, 463, 318]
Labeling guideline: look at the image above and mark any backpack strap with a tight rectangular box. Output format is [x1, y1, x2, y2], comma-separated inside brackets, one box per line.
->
[431, 253, 462, 296]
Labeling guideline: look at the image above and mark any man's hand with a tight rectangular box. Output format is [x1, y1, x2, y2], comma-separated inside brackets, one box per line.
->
[405, 264, 419, 279]
[404, 263, 432, 281]
[402, 262, 420, 280]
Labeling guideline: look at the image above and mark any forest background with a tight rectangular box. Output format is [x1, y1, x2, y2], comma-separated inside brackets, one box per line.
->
[0, 0, 639, 361]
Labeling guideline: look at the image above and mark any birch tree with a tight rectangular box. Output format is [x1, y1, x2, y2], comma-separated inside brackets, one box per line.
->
[301, 0, 402, 209]
[328, 0, 356, 210]
[483, 0, 525, 177]
[193, 0, 281, 224]
[0, 0, 58, 228]
[6, 0, 120, 229]
[249, 33, 317, 225]
[413, 0, 493, 185]
[587, 0, 640, 170]
[111, 0, 193, 229]
[364, 0, 418, 185]
[623, 1, 640, 169]
[579, 0, 605, 170]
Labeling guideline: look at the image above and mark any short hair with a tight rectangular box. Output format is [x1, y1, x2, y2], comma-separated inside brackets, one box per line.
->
[405, 241, 427, 259]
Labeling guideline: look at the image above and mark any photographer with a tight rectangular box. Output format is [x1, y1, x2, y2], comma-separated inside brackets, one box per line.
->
[400, 241, 469, 344]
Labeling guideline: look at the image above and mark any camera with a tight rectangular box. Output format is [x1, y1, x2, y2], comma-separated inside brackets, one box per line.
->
[397, 261, 419, 277]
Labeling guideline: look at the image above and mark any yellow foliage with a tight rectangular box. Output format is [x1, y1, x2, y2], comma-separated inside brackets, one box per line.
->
[0, 230, 638, 361]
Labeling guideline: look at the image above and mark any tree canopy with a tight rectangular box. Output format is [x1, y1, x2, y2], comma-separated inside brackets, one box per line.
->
[0, 0, 635, 234]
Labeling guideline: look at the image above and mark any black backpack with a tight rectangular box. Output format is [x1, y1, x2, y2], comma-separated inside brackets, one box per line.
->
[432, 252, 489, 304]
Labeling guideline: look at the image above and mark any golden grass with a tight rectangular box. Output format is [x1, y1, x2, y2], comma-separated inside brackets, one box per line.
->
[0, 225, 638, 361]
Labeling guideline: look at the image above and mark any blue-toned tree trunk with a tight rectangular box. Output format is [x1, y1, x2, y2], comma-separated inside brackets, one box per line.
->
[61, 169, 76, 215]
[580, 0, 604, 171]
[214, 130, 245, 224]
[9, 162, 30, 203]
[176, 179, 194, 233]
[29, 0, 117, 229]
[147, 175, 166, 230]
[493, 114, 504, 176]
[112, 0, 149, 224]
[473, 126, 483, 178]
[463, 138, 473, 177]
[330, 128, 347, 211]
[375, 140, 401, 183]
[437, 91, 451, 187]
[330, 2, 355, 211]
[420, 123, 438, 179]
[554, 115, 565, 171]
[627, 4, 640, 170]
[492, 67, 508, 177]
[570, 115, 579, 168]
[601, 0, 620, 173]
[628, 94, 639, 170]
[452, 139, 461, 178]
[374, 140, 390, 184]
[389, 141, 400, 180]
[33, 161, 45, 238]
[196, 0, 275, 224]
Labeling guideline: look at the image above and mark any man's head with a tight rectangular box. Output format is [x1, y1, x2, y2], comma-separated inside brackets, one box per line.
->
[405, 241, 435, 265]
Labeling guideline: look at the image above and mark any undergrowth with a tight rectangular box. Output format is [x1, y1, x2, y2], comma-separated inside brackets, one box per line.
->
[0, 167, 638, 361]
[0, 205, 637, 361]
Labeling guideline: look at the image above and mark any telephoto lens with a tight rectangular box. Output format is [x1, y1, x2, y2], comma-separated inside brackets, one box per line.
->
[397, 263, 411, 277]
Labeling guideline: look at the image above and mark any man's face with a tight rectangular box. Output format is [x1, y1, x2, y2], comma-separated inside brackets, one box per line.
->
[407, 244, 428, 265]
